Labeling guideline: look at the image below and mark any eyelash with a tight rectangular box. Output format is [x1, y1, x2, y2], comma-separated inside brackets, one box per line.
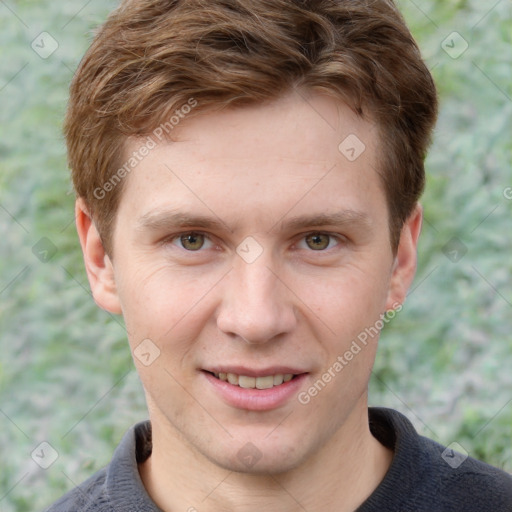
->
[166, 231, 344, 252]
[296, 232, 342, 251]
[168, 231, 214, 251]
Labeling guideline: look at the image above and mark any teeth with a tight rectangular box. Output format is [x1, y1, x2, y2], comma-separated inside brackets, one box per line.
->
[238, 375, 256, 388]
[214, 372, 295, 389]
[255, 375, 274, 389]
[227, 373, 238, 385]
[273, 374, 284, 386]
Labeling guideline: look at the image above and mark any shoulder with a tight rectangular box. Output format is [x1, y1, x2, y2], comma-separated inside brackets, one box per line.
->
[418, 434, 512, 510]
[365, 407, 512, 512]
[43, 421, 155, 512]
[43, 467, 110, 511]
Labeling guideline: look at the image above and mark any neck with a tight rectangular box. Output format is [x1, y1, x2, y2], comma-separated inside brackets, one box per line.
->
[139, 401, 392, 512]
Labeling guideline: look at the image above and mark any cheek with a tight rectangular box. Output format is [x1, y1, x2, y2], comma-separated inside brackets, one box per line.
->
[303, 271, 386, 407]
[116, 259, 226, 345]
[302, 263, 391, 339]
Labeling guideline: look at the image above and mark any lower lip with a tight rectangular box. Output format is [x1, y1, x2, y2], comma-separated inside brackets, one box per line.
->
[202, 371, 308, 411]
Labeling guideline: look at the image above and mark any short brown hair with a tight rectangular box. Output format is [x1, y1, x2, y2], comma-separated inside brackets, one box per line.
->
[65, 0, 437, 255]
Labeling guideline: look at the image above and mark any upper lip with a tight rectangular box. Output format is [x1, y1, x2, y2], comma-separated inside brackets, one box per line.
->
[203, 366, 308, 377]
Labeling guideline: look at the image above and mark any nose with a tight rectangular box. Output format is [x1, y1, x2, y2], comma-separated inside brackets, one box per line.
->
[216, 255, 297, 345]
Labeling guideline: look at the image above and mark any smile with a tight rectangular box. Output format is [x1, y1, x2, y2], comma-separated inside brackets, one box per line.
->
[202, 369, 307, 410]
[211, 372, 296, 389]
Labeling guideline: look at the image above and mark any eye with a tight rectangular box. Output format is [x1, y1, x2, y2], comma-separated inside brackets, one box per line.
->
[298, 233, 339, 251]
[172, 232, 213, 251]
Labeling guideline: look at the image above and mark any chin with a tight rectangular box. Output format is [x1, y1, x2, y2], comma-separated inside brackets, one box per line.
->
[201, 438, 307, 476]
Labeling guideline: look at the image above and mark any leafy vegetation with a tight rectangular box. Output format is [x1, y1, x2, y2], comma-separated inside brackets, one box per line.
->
[0, 0, 510, 509]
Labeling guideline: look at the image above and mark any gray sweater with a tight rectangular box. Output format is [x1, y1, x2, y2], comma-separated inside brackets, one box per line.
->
[44, 408, 512, 511]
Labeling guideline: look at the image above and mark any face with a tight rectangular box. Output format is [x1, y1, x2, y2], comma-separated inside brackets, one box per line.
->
[78, 91, 420, 474]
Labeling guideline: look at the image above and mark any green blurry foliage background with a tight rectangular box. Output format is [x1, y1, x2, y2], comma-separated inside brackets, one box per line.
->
[1, 0, 511, 509]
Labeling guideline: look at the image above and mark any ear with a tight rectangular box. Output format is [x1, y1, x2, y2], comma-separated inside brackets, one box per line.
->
[75, 198, 122, 314]
[385, 203, 423, 311]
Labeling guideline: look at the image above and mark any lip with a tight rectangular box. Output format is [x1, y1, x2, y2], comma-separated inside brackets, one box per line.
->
[202, 370, 308, 411]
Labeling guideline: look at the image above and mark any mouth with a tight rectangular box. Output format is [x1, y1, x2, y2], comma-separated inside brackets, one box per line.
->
[206, 371, 298, 389]
[202, 368, 308, 410]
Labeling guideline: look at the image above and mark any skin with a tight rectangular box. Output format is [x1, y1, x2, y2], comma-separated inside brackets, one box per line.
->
[76, 91, 422, 512]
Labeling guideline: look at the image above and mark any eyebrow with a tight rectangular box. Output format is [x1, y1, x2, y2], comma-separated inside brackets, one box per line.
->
[136, 208, 372, 234]
[136, 210, 228, 232]
[278, 210, 372, 232]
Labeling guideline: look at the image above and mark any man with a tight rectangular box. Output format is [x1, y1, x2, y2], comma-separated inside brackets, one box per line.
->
[46, 0, 512, 510]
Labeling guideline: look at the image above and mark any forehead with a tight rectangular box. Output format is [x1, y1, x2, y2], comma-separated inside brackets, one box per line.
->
[116, 91, 385, 231]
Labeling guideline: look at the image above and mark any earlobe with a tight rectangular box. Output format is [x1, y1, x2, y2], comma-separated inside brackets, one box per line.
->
[75, 198, 122, 314]
[385, 204, 423, 311]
